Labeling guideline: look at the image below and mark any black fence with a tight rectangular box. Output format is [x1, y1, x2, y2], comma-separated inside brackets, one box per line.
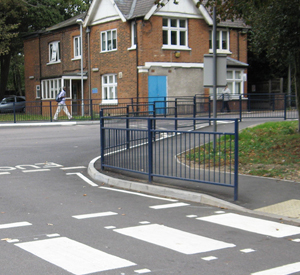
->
[0, 93, 297, 123]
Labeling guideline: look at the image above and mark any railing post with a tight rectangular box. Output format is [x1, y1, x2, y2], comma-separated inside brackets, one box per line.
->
[239, 94, 242, 121]
[13, 102, 16, 123]
[234, 119, 239, 201]
[90, 99, 93, 120]
[193, 96, 196, 130]
[126, 106, 130, 149]
[148, 118, 153, 182]
[100, 110, 105, 170]
[50, 101, 53, 122]
[175, 99, 178, 130]
[284, 94, 287, 120]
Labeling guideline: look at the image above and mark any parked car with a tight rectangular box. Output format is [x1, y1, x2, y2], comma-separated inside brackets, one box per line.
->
[0, 96, 26, 113]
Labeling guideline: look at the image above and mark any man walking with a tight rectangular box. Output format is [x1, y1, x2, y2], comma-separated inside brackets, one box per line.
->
[54, 87, 72, 121]
[220, 84, 231, 112]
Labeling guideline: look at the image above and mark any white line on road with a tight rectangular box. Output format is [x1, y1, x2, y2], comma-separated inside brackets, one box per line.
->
[15, 237, 136, 274]
[22, 169, 50, 173]
[0, 172, 10, 175]
[66, 172, 98, 187]
[251, 262, 300, 275]
[100, 186, 178, 202]
[72, 212, 118, 219]
[61, 166, 86, 170]
[0, 222, 32, 229]
[149, 202, 190, 209]
[197, 213, 300, 238]
[114, 224, 235, 254]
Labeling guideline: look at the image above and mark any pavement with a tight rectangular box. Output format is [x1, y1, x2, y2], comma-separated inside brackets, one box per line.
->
[2, 119, 300, 225]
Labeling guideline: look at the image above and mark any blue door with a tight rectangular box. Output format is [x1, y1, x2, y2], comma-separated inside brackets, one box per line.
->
[148, 76, 167, 115]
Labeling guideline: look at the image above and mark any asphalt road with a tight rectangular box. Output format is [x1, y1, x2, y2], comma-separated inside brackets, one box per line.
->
[1, 124, 300, 275]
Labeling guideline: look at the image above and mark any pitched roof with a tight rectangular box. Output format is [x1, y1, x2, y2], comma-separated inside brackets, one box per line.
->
[114, 0, 154, 20]
[46, 13, 86, 32]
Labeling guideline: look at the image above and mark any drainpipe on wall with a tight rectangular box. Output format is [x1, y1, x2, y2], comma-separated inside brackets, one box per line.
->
[86, 26, 91, 103]
[76, 19, 84, 117]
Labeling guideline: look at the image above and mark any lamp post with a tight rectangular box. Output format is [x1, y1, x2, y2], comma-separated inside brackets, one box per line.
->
[76, 18, 84, 116]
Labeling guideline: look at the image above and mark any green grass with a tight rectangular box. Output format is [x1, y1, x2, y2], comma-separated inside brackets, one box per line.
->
[182, 121, 300, 181]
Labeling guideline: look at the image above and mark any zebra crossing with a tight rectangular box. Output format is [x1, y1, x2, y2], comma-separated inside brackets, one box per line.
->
[2, 201, 300, 275]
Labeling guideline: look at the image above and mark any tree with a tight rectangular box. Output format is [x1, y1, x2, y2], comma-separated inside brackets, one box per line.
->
[0, 0, 91, 99]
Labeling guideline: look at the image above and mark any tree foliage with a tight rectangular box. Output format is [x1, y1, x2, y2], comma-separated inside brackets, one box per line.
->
[0, 0, 92, 98]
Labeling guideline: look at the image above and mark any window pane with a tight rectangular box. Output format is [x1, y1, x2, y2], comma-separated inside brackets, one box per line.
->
[171, 31, 177, 45]
[179, 20, 186, 28]
[235, 82, 241, 94]
[103, 76, 107, 84]
[216, 31, 220, 49]
[101, 33, 106, 51]
[235, 71, 242, 79]
[115, 87, 117, 99]
[163, 18, 168, 27]
[109, 75, 113, 83]
[163, 30, 168, 45]
[222, 31, 227, 49]
[180, 31, 185, 46]
[104, 87, 107, 99]
[171, 19, 177, 27]
[112, 31, 117, 49]
[227, 71, 233, 79]
[109, 87, 114, 99]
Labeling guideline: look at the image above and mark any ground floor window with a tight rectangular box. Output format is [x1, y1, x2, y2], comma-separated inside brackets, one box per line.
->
[102, 74, 117, 104]
[41, 78, 62, 99]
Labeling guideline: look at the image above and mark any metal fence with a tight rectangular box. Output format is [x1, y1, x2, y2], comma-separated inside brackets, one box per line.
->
[100, 111, 239, 200]
[0, 93, 297, 123]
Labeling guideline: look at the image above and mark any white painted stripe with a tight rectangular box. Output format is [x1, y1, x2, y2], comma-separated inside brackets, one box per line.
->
[240, 248, 255, 253]
[61, 166, 86, 170]
[0, 172, 10, 175]
[105, 226, 116, 229]
[150, 202, 189, 209]
[47, 234, 60, 238]
[202, 256, 217, 261]
[251, 262, 300, 275]
[135, 268, 151, 274]
[22, 169, 50, 173]
[0, 222, 32, 229]
[66, 173, 98, 187]
[100, 186, 178, 202]
[15, 237, 136, 274]
[72, 212, 117, 219]
[114, 224, 235, 254]
[197, 213, 300, 238]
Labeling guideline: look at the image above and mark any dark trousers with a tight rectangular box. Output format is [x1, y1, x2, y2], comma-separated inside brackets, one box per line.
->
[221, 101, 230, 112]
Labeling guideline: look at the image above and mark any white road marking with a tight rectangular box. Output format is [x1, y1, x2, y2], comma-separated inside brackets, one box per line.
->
[66, 173, 98, 187]
[251, 262, 300, 275]
[202, 256, 218, 261]
[197, 213, 300, 238]
[100, 186, 177, 202]
[15, 237, 136, 275]
[114, 224, 235, 254]
[0, 172, 10, 175]
[22, 169, 50, 173]
[105, 226, 116, 229]
[61, 166, 86, 170]
[240, 248, 255, 253]
[135, 268, 151, 274]
[72, 212, 117, 219]
[0, 222, 32, 229]
[150, 202, 189, 209]
[47, 234, 60, 238]
[186, 215, 197, 218]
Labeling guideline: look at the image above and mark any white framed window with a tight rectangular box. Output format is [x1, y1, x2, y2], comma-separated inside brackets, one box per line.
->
[41, 78, 62, 99]
[210, 69, 244, 97]
[131, 21, 137, 49]
[227, 70, 243, 95]
[162, 18, 188, 49]
[101, 29, 117, 52]
[49, 41, 61, 63]
[102, 74, 117, 103]
[74, 36, 81, 59]
[36, 85, 41, 98]
[209, 30, 230, 52]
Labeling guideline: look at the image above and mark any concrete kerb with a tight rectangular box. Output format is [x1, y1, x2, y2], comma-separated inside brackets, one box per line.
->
[88, 156, 300, 225]
[88, 156, 247, 212]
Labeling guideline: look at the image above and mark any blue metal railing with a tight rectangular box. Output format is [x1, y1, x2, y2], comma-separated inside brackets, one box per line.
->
[100, 111, 239, 200]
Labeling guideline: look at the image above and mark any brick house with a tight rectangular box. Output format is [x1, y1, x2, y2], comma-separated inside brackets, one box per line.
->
[23, 0, 249, 116]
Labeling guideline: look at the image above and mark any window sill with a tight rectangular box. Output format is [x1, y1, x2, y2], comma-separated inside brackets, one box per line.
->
[100, 49, 117, 53]
[127, 45, 136, 51]
[47, 61, 61, 65]
[162, 45, 191, 51]
[100, 100, 118, 105]
[72, 57, 81, 61]
[209, 49, 232, 54]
